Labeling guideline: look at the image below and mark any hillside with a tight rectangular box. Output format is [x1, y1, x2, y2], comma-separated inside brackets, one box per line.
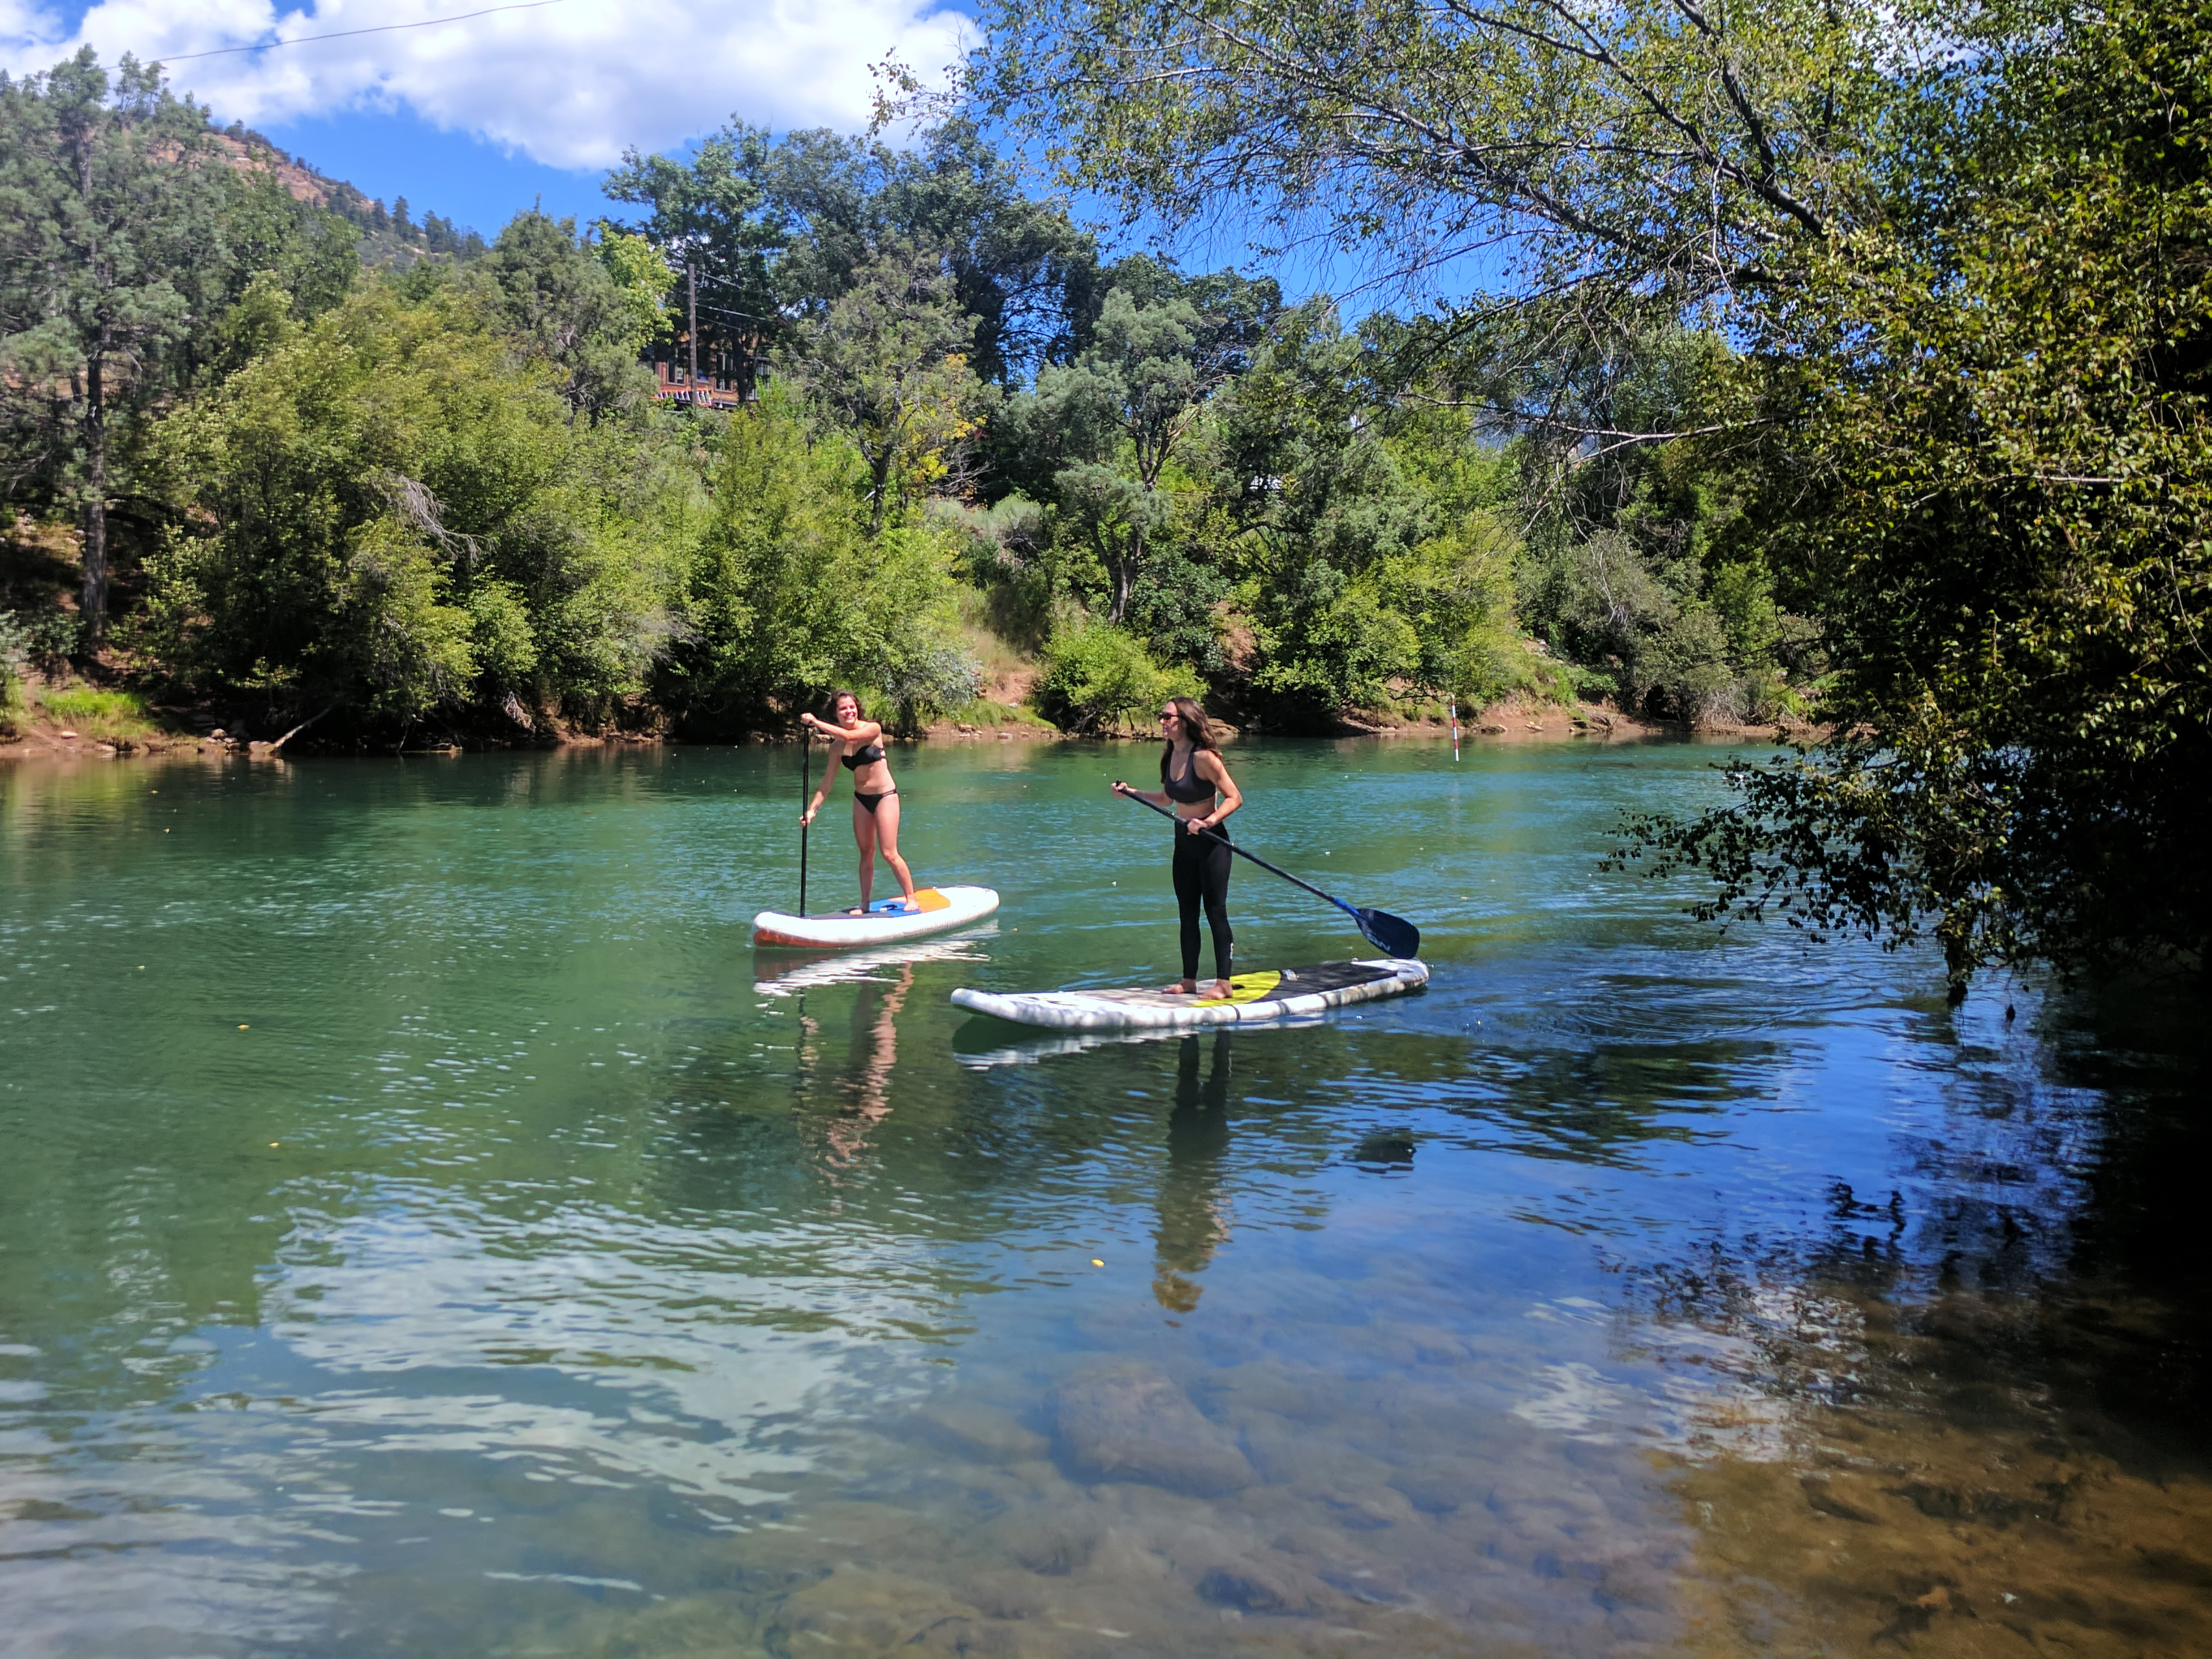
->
[214, 120, 488, 267]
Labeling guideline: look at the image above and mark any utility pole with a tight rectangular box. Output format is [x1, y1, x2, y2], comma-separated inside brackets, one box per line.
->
[686, 262, 699, 395]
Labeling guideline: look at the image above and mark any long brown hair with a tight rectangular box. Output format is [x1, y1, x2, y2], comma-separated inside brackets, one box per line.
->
[1158, 695, 1218, 784]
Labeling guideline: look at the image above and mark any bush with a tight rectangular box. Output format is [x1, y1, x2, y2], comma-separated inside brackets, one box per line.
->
[1036, 623, 1199, 733]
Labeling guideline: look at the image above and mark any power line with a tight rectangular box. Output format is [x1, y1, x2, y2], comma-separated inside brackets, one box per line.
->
[163, 0, 568, 63]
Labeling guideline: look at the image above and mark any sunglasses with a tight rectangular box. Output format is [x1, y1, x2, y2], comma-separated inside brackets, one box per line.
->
[1158, 710, 1179, 721]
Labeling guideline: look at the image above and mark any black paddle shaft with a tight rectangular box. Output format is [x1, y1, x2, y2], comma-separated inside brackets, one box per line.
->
[1115, 785, 1421, 959]
[798, 727, 810, 918]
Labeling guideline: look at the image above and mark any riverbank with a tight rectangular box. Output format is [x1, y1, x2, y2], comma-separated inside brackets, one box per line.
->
[2, 694, 1797, 764]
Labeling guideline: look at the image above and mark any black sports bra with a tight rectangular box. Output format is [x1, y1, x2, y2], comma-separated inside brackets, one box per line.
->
[1162, 748, 1215, 803]
[841, 742, 886, 770]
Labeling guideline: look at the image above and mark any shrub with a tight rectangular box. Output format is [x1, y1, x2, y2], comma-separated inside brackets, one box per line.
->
[1036, 623, 1199, 733]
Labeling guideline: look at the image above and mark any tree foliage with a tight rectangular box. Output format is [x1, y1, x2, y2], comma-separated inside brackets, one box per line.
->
[144, 282, 688, 730]
[1623, 1, 2212, 986]
[658, 387, 973, 734]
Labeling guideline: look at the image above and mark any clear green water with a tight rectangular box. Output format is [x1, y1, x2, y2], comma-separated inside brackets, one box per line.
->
[1, 740, 2207, 1658]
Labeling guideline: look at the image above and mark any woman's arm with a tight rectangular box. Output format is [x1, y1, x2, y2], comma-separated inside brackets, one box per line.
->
[804, 744, 841, 824]
[802, 712, 881, 744]
[1111, 779, 1173, 809]
[1191, 751, 1242, 829]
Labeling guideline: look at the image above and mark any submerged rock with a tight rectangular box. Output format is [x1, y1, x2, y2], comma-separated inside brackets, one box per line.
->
[1051, 1361, 1256, 1496]
[910, 1398, 1050, 1465]
[768, 1565, 992, 1656]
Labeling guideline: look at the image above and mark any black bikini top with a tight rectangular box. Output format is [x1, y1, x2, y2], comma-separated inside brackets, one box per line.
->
[841, 742, 886, 770]
[1162, 747, 1215, 803]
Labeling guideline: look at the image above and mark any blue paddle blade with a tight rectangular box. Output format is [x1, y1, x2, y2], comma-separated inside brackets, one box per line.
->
[1353, 908, 1421, 958]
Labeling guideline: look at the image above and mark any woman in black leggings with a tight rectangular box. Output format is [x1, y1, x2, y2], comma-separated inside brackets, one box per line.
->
[1112, 697, 1244, 998]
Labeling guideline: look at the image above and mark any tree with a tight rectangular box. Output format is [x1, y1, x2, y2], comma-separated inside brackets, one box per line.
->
[1618, 0, 2212, 988]
[1027, 273, 1276, 622]
[879, 118, 1101, 386]
[971, 0, 1917, 324]
[0, 50, 227, 639]
[660, 386, 974, 733]
[144, 281, 688, 732]
[778, 242, 998, 531]
[1209, 304, 1430, 722]
[604, 126, 792, 398]
[469, 212, 663, 421]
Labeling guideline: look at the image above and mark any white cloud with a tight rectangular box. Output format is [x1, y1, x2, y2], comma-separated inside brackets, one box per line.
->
[0, 0, 972, 169]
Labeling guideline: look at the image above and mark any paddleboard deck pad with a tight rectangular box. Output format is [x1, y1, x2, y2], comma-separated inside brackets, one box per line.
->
[753, 885, 998, 949]
[951, 958, 1426, 1031]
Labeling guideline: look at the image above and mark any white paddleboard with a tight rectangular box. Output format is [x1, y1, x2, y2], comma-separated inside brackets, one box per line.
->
[753, 885, 1000, 949]
[950, 958, 1427, 1031]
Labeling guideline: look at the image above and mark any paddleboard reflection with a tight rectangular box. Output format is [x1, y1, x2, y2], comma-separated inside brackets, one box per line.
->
[752, 924, 998, 996]
[950, 1009, 1330, 1068]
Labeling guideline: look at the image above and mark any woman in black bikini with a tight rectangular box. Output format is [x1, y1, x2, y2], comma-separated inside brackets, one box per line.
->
[801, 691, 919, 914]
[1112, 696, 1244, 999]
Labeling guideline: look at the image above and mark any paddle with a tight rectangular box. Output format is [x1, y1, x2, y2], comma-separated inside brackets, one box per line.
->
[798, 724, 811, 919]
[1115, 786, 1422, 959]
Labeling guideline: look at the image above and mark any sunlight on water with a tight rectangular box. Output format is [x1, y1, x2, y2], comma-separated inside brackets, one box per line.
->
[1, 740, 2205, 1656]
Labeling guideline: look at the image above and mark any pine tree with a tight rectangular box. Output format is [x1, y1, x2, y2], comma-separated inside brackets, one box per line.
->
[0, 49, 225, 640]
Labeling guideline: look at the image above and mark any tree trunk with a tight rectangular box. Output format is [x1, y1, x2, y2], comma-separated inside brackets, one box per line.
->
[867, 445, 892, 535]
[1106, 526, 1141, 625]
[81, 349, 107, 645]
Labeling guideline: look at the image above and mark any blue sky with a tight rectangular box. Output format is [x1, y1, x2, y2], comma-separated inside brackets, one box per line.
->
[1, 0, 1432, 304]
[2, 0, 978, 236]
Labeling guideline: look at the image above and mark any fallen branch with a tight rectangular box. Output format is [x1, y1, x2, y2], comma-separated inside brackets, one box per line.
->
[266, 703, 335, 755]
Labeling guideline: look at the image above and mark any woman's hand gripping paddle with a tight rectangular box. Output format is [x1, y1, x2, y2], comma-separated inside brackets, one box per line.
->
[1115, 786, 1422, 960]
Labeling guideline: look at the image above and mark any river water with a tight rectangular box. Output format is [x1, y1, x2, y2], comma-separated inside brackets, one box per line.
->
[1, 739, 2206, 1658]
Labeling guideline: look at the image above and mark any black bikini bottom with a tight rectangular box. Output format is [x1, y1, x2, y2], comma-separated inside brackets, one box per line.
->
[855, 790, 898, 815]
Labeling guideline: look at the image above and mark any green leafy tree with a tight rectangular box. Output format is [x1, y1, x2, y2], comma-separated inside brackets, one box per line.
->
[145, 282, 686, 731]
[1027, 277, 1274, 623]
[469, 212, 662, 421]
[1209, 309, 1429, 723]
[972, 0, 1912, 324]
[1621, 0, 2212, 988]
[0, 50, 227, 639]
[604, 126, 786, 395]
[660, 386, 974, 733]
[1035, 622, 1197, 732]
[777, 242, 999, 531]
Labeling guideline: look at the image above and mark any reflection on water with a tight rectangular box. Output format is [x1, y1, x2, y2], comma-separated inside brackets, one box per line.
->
[0, 742, 2205, 1656]
[1155, 1036, 1233, 1315]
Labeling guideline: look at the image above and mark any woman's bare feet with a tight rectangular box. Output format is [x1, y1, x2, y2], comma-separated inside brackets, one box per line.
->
[1209, 979, 1234, 999]
[1161, 979, 1197, 994]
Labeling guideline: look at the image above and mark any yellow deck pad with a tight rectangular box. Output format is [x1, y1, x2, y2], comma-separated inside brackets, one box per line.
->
[1192, 971, 1282, 1007]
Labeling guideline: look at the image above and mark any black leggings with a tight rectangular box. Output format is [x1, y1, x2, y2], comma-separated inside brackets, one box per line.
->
[1172, 828, 1234, 983]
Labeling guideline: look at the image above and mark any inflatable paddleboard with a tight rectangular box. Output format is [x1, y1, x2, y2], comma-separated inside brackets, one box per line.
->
[951, 958, 1427, 1031]
[753, 885, 999, 949]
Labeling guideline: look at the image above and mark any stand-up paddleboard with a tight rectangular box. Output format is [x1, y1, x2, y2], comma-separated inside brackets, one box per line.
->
[753, 885, 999, 949]
[951, 958, 1427, 1032]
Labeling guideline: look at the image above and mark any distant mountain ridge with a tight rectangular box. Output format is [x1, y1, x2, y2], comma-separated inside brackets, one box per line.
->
[213, 120, 488, 266]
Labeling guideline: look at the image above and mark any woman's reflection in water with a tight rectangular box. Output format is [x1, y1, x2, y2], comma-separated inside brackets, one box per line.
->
[794, 961, 915, 1175]
[1155, 1031, 1234, 1315]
